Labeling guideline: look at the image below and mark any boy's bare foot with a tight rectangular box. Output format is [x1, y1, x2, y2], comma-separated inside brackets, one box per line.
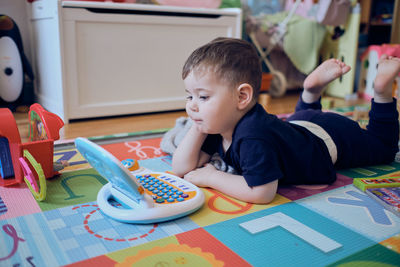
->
[373, 55, 400, 103]
[302, 59, 351, 103]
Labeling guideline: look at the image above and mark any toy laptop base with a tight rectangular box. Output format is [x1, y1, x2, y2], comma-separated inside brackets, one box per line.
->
[97, 169, 205, 224]
[74, 137, 204, 224]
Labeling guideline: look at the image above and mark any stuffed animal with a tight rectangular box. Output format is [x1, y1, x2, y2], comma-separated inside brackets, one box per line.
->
[0, 15, 34, 110]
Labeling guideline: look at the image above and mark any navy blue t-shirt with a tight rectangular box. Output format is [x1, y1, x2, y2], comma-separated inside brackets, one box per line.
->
[201, 103, 336, 186]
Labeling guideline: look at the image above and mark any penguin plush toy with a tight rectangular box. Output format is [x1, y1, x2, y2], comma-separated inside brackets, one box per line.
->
[0, 15, 34, 111]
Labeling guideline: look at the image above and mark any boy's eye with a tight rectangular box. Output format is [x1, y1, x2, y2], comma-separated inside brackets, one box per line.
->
[199, 96, 209, 101]
[186, 96, 193, 101]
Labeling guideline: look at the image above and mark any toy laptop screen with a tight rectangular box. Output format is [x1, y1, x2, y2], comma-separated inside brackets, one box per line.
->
[74, 138, 143, 202]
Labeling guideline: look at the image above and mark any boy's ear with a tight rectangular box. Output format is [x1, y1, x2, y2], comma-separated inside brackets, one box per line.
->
[237, 83, 254, 110]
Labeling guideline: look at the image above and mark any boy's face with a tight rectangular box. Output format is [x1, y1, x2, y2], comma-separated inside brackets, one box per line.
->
[183, 70, 239, 135]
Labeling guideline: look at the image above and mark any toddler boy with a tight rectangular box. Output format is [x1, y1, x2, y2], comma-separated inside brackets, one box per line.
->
[172, 38, 400, 204]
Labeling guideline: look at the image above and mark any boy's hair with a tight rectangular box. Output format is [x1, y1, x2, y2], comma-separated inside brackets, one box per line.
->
[182, 37, 262, 99]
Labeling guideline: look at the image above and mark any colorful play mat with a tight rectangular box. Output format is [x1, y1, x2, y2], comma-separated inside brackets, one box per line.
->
[0, 126, 399, 266]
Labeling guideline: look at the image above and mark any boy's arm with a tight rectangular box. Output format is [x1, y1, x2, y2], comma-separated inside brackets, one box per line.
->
[172, 124, 211, 177]
[184, 164, 278, 204]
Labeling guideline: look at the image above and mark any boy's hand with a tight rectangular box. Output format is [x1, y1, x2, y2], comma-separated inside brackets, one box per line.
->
[183, 163, 217, 187]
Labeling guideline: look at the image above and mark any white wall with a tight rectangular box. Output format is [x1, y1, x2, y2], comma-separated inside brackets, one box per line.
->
[0, 0, 33, 64]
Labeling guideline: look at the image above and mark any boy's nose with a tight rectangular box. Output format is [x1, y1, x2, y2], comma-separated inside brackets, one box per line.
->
[188, 101, 199, 112]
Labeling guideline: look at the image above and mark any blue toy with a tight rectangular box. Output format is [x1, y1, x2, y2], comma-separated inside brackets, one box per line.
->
[74, 138, 204, 224]
[0, 137, 14, 178]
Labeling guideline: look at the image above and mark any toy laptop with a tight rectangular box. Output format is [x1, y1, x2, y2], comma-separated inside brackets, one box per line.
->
[74, 138, 204, 224]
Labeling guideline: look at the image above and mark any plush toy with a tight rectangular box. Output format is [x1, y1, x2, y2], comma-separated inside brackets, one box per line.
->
[0, 15, 34, 111]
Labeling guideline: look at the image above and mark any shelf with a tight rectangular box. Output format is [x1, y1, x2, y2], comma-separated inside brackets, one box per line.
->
[359, 0, 399, 45]
[370, 22, 392, 26]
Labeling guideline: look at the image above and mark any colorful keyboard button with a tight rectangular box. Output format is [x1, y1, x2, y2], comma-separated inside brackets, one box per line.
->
[135, 173, 196, 204]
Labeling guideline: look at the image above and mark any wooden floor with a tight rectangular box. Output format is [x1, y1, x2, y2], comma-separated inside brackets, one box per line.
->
[13, 90, 306, 143]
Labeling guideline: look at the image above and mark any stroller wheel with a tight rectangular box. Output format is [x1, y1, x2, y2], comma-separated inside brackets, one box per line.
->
[269, 71, 287, 97]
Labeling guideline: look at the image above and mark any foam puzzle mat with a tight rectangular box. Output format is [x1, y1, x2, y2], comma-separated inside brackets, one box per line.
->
[1, 133, 399, 266]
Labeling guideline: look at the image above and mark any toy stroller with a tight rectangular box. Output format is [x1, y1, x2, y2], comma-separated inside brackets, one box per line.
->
[246, 0, 301, 97]
[245, 0, 351, 97]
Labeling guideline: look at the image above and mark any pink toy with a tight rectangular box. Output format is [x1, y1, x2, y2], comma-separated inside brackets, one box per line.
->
[284, 0, 315, 19]
[19, 149, 47, 201]
[315, 0, 351, 26]
[285, 0, 351, 25]
[19, 156, 38, 192]
[358, 44, 400, 99]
